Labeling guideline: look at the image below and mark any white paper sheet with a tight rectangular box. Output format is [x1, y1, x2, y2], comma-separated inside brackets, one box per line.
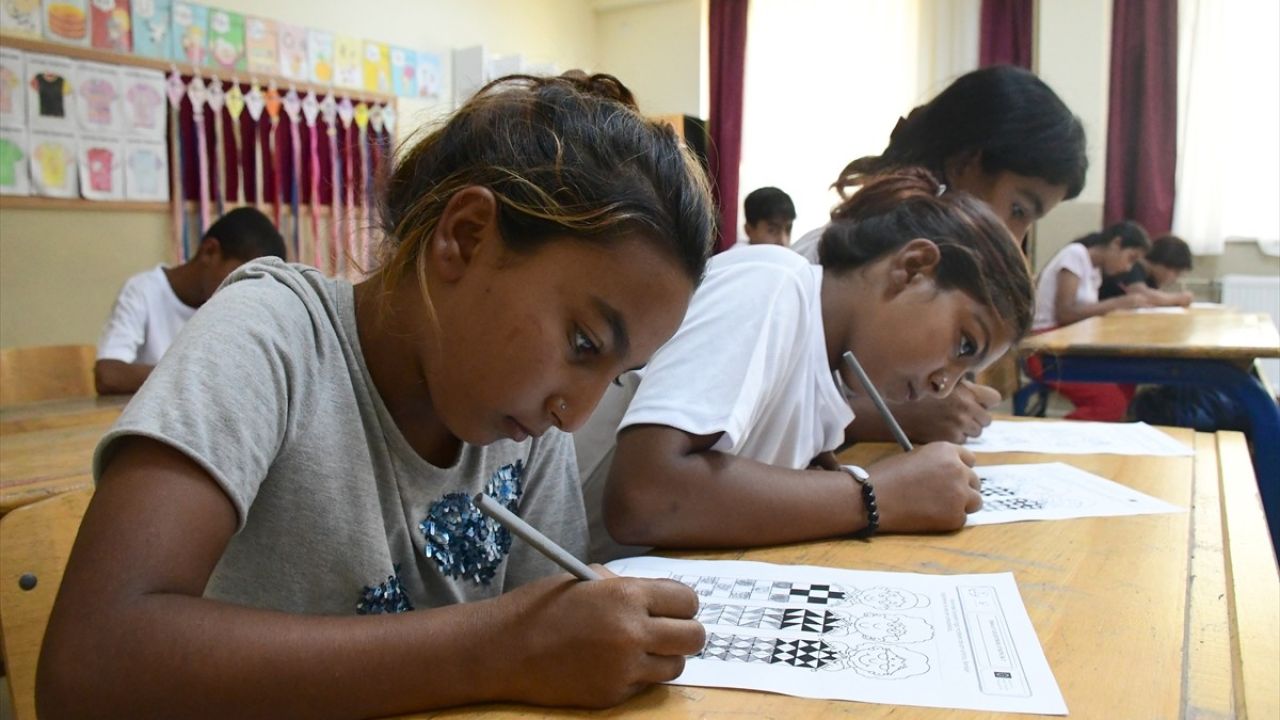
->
[606, 556, 1067, 716]
[1120, 306, 1187, 314]
[969, 462, 1183, 525]
[967, 420, 1193, 456]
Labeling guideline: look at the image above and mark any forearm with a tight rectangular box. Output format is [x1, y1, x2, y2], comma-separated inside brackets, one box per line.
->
[606, 441, 865, 548]
[1056, 297, 1125, 325]
[39, 590, 521, 719]
[93, 359, 153, 394]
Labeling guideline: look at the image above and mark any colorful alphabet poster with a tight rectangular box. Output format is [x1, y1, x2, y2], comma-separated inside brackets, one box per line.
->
[2, 0, 44, 38]
[390, 46, 416, 97]
[278, 22, 307, 81]
[74, 60, 121, 133]
[307, 28, 332, 85]
[28, 127, 77, 196]
[206, 7, 244, 72]
[0, 126, 30, 195]
[169, 1, 206, 65]
[129, 0, 169, 59]
[25, 52, 75, 131]
[123, 137, 166, 199]
[333, 34, 360, 89]
[42, 0, 89, 46]
[90, 0, 131, 52]
[0, 47, 26, 128]
[362, 40, 389, 94]
[78, 132, 122, 199]
[244, 16, 277, 74]
[119, 67, 164, 138]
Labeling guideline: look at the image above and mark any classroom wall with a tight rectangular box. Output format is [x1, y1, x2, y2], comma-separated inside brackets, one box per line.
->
[0, 0, 598, 350]
[594, 0, 704, 117]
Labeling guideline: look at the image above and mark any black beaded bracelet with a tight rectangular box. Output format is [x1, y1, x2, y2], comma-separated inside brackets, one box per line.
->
[842, 465, 879, 539]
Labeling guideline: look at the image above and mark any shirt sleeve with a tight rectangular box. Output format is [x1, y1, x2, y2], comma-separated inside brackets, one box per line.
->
[619, 264, 808, 450]
[95, 276, 150, 363]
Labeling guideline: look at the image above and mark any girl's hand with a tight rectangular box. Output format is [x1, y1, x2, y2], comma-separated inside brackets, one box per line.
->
[867, 442, 981, 532]
[1117, 293, 1152, 310]
[494, 570, 705, 708]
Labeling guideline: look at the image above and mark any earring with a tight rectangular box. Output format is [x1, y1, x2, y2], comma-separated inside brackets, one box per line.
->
[559, 400, 568, 413]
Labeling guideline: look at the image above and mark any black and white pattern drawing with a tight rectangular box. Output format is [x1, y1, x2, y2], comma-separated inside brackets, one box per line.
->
[697, 633, 931, 678]
[694, 603, 936, 643]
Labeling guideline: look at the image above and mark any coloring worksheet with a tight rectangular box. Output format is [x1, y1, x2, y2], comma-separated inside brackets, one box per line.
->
[968, 462, 1184, 526]
[74, 61, 122, 133]
[966, 420, 1193, 456]
[606, 557, 1067, 716]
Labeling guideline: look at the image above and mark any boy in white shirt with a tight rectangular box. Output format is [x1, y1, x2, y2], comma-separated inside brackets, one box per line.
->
[95, 207, 285, 394]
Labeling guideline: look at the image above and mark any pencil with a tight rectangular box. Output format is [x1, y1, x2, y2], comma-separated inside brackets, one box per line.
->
[473, 492, 602, 581]
[841, 350, 914, 452]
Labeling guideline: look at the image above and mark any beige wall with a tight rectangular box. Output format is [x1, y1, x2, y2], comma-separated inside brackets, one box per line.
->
[594, 0, 703, 117]
[0, 0, 597, 349]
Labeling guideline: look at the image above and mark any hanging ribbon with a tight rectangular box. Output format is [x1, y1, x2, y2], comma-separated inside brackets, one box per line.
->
[321, 93, 342, 274]
[283, 88, 303, 262]
[354, 101, 370, 269]
[165, 68, 188, 260]
[206, 79, 226, 217]
[338, 97, 355, 271]
[244, 81, 266, 208]
[302, 91, 322, 270]
[187, 75, 211, 234]
[265, 82, 283, 231]
[224, 80, 245, 204]
[369, 104, 384, 268]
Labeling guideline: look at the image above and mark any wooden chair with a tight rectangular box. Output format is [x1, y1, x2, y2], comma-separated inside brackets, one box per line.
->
[0, 345, 97, 406]
[0, 488, 93, 720]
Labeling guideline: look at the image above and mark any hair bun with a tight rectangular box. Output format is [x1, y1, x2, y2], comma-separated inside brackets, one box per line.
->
[557, 70, 638, 110]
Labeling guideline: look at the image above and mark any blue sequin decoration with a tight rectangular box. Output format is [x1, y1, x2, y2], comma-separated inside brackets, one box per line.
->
[356, 566, 415, 614]
[419, 461, 524, 585]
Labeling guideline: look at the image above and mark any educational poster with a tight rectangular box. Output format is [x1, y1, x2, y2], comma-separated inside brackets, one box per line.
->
[28, 127, 76, 196]
[416, 51, 441, 100]
[119, 67, 165, 138]
[123, 137, 166, 199]
[129, 0, 169, 59]
[306, 28, 332, 85]
[277, 23, 307, 81]
[967, 420, 1194, 456]
[968, 463, 1184, 526]
[42, 0, 89, 46]
[74, 61, 122, 133]
[390, 46, 416, 97]
[332, 35, 361, 89]
[206, 7, 244, 72]
[169, 1, 206, 65]
[24, 52, 75, 131]
[362, 40, 390, 94]
[0, 126, 30, 195]
[89, 0, 131, 53]
[77, 132, 122, 199]
[0, 48, 26, 129]
[1, 0, 44, 38]
[243, 16, 277, 75]
[609, 557, 1068, 716]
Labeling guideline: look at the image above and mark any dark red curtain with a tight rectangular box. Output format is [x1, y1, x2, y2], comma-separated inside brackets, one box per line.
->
[1103, 0, 1178, 233]
[708, 0, 748, 253]
[979, 0, 1033, 68]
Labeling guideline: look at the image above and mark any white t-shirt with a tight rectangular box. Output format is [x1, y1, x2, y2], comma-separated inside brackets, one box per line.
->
[96, 265, 197, 365]
[1033, 242, 1100, 331]
[791, 225, 825, 263]
[574, 245, 855, 561]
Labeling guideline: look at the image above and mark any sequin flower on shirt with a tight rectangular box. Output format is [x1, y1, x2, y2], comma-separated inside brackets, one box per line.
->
[419, 460, 525, 585]
[356, 566, 414, 614]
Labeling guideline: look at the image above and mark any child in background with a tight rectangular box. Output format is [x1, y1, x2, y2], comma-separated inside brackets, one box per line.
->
[742, 186, 795, 247]
[1100, 234, 1195, 307]
[792, 65, 1088, 446]
[94, 206, 286, 395]
[575, 169, 1033, 561]
[40, 73, 714, 717]
[1027, 221, 1152, 421]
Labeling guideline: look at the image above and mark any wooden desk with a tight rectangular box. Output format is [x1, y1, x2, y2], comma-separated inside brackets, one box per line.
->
[0, 395, 128, 436]
[412, 427, 1245, 719]
[1019, 310, 1280, 551]
[0, 403, 120, 515]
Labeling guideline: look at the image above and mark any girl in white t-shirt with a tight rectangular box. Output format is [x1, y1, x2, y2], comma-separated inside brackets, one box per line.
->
[575, 168, 1034, 561]
[1027, 222, 1152, 420]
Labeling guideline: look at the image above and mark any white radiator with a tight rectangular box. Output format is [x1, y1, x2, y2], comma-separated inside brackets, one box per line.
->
[1220, 274, 1280, 391]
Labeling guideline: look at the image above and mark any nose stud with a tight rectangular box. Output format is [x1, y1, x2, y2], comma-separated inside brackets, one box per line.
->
[559, 400, 568, 412]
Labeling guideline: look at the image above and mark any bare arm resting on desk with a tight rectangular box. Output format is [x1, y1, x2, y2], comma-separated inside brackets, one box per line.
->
[605, 424, 983, 549]
[93, 359, 153, 395]
[1055, 268, 1150, 325]
[38, 437, 705, 719]
[1123, 282, 1194, 308]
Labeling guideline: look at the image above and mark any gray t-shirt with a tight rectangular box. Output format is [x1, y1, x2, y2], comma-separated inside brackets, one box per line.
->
[94, 259, 587, 615]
